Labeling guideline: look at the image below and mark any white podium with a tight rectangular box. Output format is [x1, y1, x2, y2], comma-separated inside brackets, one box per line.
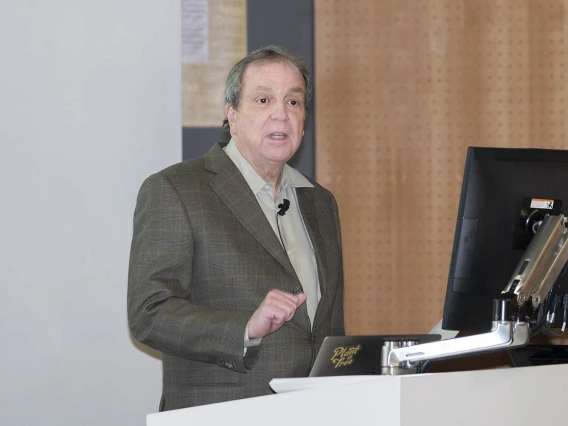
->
[147, 364, 568, 426]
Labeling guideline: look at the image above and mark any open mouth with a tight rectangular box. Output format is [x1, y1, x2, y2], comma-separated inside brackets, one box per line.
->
[269, 132, 288, 139]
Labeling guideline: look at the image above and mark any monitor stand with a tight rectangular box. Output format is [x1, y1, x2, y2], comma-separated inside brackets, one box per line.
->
[429, 318, 459, 340]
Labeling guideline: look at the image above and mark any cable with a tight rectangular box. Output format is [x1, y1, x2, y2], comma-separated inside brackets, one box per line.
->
[544, 294, 568, 337]
[563, 294, 568, 333]
[532, 260, 568, 336]
[418, 360, 433, 374]
[529, 292, 552, 337]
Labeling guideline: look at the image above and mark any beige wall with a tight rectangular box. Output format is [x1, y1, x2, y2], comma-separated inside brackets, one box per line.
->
[314, 0, 568, 346]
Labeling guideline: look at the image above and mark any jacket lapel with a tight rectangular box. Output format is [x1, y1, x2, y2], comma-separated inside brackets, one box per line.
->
[204, 143, 298, 279]
[296, 188, 329, 298]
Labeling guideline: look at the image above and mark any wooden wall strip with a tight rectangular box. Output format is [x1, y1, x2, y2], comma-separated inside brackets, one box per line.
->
[314, 0, 568, 342]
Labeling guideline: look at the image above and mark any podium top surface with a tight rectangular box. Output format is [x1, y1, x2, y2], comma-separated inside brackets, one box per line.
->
[148, 364, 568, 426]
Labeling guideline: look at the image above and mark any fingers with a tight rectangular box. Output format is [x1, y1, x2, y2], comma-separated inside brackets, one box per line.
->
[247, 289, 307, 339]
[262, 289, 301, 322]
[268, 289, 306, 308]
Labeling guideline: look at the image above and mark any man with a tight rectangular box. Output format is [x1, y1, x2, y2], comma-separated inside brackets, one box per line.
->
[128, 45, 344, 411]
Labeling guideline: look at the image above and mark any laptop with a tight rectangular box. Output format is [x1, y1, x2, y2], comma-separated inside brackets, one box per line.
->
[509, 344, 568, 367]
[309, 334, 442, 377]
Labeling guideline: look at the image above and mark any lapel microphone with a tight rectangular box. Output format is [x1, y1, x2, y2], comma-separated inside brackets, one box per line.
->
[277, 199, 290, 216]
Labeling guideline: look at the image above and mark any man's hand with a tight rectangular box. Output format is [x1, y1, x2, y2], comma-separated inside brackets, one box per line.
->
[247, 289, 307, 339]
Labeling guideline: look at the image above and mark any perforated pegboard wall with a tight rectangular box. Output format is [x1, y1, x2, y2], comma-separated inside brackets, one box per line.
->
[315, 0, 568, 339]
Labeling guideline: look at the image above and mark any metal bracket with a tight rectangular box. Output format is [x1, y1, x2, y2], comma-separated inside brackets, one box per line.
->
[387, 320, 529, 367]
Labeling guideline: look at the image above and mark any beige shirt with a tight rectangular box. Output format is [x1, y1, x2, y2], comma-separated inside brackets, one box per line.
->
[224, 139, 321, 329]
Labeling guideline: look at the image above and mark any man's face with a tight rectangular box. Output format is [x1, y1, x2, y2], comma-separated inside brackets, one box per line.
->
[225, 61, 306, 174]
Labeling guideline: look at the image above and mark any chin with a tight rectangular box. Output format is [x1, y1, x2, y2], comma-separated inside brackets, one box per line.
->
[269, 150, 296, 163]
[264, 145, 296, 160]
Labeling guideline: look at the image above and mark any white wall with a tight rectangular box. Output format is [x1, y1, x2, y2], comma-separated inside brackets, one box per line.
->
[0, 2, 181, 425]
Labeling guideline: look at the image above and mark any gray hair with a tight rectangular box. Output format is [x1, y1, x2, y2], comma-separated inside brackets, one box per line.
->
[222, 45, 312, 129]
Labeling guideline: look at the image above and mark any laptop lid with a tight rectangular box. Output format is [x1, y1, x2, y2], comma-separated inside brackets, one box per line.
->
[309, 334, 442, 377]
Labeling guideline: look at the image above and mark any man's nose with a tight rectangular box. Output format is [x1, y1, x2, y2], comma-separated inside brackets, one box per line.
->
[270, 101, 289, 121]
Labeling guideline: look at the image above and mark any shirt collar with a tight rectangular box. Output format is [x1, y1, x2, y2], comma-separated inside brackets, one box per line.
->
[223, 139, 314, 195]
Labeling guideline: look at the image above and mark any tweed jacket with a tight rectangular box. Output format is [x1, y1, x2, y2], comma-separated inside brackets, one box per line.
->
[128, 142, 344, 410]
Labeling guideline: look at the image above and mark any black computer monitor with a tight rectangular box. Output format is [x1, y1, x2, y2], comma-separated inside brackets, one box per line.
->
[442, 147, 568, 332]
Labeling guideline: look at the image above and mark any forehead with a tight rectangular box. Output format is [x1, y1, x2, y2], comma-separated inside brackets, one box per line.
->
[241, 61, 305, 92]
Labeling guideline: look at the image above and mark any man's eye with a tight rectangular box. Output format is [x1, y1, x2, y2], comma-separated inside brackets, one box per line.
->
[257, 98, 267, 104]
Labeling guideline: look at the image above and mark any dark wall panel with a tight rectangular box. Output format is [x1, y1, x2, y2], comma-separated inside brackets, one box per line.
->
[182, 127, 230, 160]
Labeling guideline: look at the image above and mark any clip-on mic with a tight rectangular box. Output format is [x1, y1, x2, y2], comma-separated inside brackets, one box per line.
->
[277, 199, 290, 216]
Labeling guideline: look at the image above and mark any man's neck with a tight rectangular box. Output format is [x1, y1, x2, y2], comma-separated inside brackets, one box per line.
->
[258, 170, 282, 196]
[233, 141, 285, 196]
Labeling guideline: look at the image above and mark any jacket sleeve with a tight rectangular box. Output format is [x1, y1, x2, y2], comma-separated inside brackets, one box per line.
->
[127, 173, 260, 372]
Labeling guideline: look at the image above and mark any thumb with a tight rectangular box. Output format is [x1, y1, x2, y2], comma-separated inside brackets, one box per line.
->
[296, 292, 307, 307]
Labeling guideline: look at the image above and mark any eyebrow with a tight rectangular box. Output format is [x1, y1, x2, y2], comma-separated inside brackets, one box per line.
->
[252, 86, 305, 95]
[288, 87, 305, 95]
[253, 86, 272, 92]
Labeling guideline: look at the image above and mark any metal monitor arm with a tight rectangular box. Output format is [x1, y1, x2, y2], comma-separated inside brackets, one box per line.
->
[385, 214, 568, 374]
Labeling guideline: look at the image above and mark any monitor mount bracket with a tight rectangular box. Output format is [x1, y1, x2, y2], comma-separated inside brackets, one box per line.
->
[383, 214, 568, 374]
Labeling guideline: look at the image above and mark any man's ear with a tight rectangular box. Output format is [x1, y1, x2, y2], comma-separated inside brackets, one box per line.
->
[225, 104, 237, 134]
